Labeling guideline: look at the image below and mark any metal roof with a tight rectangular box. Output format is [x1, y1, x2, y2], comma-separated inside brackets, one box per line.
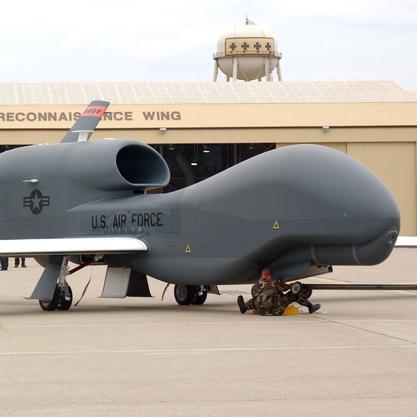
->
[0, 81, 416, 105]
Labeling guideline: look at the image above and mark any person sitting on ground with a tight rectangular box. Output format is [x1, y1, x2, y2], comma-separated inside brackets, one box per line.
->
[237, 268, 321, 315]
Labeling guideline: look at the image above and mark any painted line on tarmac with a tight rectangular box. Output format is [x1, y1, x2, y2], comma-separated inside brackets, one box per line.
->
[311, 315, 417, 345]
[4, 316, 417, 329]
[3, 318, 417, 329]
[0, 320, 318, 329]
[0, 344, 416, 357]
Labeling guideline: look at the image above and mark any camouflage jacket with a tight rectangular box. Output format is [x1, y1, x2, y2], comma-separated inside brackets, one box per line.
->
[252, 282, 279, 314]
[250, 280, 292, 315]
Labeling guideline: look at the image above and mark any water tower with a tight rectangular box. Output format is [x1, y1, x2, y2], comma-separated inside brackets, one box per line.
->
[213, 18, 282, 82]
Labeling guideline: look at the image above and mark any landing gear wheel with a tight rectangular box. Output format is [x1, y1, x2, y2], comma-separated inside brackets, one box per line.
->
[39, 288, 59, 311]
[192, 290, 208, 305]
[300, 286, 313, 299]
[38, 284, 73, 311]
[174, 285, 209, 306]
[291, 282, 302, 294]
[57, 285, 73, 311]
[174, 285, 197, 305]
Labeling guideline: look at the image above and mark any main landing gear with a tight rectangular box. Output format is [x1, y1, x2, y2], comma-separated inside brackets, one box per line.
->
[39, 283, 73, 311]
[38, 257, 73, 311]
[174, 285, 208, 305]
[36, 256, 100, 312]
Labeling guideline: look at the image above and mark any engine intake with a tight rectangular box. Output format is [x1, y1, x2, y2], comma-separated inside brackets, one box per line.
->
[116, 144, 168, 186]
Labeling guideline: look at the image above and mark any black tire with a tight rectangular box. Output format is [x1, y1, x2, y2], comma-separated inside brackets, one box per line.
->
[300, 286, 313, 299]
[192, 290, 207, 305]
[57, 285, 73, 311]
[174, 285, 197, 305]
[39, 287, 59, 311]
[39, 285, 73, 311]
[291, 282, 302, 294]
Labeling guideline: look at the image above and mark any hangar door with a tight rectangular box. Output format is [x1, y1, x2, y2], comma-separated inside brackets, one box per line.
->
[347, 142, 416, 236]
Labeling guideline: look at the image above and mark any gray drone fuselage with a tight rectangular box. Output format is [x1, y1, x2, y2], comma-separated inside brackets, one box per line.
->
[0, 138, 400, 286]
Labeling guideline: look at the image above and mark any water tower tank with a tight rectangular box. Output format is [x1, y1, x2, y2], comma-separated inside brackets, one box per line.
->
[213, 20, 282, 82]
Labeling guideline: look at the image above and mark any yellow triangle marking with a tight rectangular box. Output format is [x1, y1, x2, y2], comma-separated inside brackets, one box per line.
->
[185, 245, 192, 253]
[273, 220, 280, 230]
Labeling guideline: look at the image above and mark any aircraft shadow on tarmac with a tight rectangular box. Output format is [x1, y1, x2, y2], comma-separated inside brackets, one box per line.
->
[0, 299, 242, 317]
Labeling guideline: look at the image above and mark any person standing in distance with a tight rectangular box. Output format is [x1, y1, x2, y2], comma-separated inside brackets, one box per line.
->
[0, 257, 9, 271]
[14, 257, 26, 268]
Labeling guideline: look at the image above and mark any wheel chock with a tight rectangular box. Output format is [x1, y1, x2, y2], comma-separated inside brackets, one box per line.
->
[283, 305, 300, 316]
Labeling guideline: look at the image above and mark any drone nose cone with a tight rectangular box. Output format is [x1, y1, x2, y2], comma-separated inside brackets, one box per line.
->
[353, 167, 400, 228]
[354, 225, 399, 265]
[308, 145, 400, 265]
[273, 144, 400, 225]
[359, 172, 400, 263]
[355, 173, 400, 236]
[307, 186, 400, 267]
[268, 145, 401, 265]
[346, 159, 400, 245]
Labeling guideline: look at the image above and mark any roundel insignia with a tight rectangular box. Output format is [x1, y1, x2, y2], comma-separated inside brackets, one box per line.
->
[23, 189, 50, 215]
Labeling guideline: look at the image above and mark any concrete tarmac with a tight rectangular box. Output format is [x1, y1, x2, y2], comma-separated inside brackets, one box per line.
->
[1, 249, 417, 417]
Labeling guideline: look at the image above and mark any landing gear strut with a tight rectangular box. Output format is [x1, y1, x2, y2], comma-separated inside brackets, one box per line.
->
[39, 257, 73, 311]
[174, 285, 208, 305]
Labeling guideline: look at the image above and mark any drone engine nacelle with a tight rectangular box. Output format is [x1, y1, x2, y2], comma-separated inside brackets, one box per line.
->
[0, 139, 170, 192]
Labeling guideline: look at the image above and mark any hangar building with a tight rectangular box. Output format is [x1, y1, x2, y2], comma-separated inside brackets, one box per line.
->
[0, 80, 417, 234]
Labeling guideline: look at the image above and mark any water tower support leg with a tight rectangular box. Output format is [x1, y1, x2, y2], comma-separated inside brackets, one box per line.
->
[213, 61, 219, 81]
[276, 60, 283, 81]
[232, 58, 238, 81]
[265, 58, 271, 81]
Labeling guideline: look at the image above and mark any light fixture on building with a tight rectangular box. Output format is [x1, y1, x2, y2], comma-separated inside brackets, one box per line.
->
[322, 125, 330, 131]
[159, 127, 167, 132]
[168, 144, 175, 151]
[203, 145, 210, 153]
[191, 144, 199, 166]
[249, 143, 255, 150]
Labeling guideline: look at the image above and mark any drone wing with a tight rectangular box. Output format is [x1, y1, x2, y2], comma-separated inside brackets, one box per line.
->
[0, 236, 147, 256]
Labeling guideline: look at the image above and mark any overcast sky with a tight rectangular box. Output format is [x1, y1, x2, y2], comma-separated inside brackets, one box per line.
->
[1, 0, 416, 90]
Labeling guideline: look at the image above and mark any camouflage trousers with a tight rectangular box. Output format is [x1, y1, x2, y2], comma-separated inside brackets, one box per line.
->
[245, 292, 311, 316]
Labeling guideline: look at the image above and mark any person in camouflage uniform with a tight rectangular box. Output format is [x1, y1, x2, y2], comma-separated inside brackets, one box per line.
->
[243, 269, 278, 315]
[237, 268, 320, 315]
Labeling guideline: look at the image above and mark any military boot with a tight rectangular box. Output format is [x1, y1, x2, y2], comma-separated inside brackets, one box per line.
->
[237, 296, 247, 314]
[308, 303, 321, 314]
